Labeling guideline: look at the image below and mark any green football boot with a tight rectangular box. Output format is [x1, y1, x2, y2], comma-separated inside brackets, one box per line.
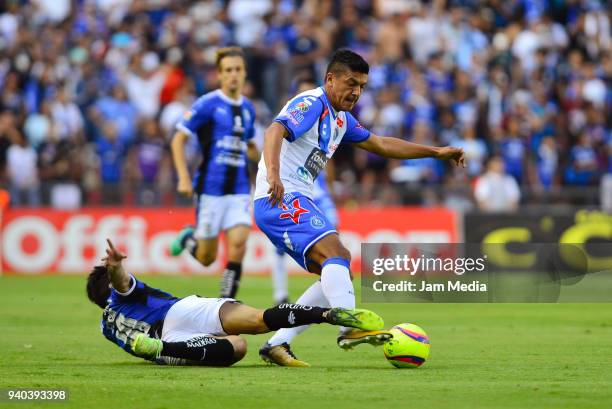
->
[169, 226, 194, 256]
[325, 308, 385, 331]
[131, 333, 162, 359]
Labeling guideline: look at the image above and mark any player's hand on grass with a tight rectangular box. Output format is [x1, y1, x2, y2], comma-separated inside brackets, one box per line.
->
[177, 176, 193, 197]
[102, 239, 126, 267]
[267, 173, 284, 207]
[436, 147, 466, 168]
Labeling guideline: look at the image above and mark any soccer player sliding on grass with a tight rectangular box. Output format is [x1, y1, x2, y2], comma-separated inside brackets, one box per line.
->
[86, 239, 385, 366]
[254, 49, 465, 366]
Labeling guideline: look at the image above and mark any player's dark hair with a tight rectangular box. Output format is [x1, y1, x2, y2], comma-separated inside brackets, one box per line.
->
[87, 265, 111, 308]
[326, 49, 369, 75]
[215, 46, 245, 70]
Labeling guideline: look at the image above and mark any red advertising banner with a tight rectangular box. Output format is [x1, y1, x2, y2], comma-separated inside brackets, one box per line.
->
[0, 207, 457, 275]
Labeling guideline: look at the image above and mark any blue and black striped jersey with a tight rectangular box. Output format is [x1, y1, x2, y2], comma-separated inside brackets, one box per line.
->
[101, 275, 179, 358]
[177, 89, 256, 196]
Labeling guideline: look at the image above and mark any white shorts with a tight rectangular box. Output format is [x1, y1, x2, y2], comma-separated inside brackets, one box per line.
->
[161, 295, 235, 342]
[194, 194, 252, 239]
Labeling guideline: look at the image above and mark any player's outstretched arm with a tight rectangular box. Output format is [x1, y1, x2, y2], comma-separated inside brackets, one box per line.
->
[263, 122, 288, 206]
[101, 239, 131, 293]
[356, 133, 466, 167]
[170, 130, 193, 197]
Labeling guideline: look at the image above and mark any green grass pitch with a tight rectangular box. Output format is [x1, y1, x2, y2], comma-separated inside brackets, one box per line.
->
[1, 275, 611, 409]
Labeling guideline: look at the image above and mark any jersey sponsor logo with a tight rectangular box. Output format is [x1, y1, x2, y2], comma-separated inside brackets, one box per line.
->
[279, 198, 310, 224]
[287, 109, 304, 124]
[310, 215, 325, 229]
[296, 166, 310, 183]
[233, 115, 245, 133]
[295, 101, 309, 112]
[288, 311, 296, 325]
[214, 152, 246, 167]
[304, 148, 328, 179]
[216, 135, 247, 152]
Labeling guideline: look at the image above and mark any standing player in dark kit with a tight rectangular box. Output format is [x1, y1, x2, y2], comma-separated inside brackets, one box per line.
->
[87, 239, 385, 366]
[170, 47, 259, 299]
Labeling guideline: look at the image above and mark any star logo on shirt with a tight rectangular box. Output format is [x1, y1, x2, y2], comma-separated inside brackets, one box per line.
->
[279, 199, 310, 224]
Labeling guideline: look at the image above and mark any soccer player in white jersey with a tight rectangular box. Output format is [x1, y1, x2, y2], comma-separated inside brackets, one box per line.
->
[271, 77, 339, 305]
[254, 49, 465, 367]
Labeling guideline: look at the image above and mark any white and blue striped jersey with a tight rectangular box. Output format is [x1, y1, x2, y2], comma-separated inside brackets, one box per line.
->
[254, 87, 370, 199]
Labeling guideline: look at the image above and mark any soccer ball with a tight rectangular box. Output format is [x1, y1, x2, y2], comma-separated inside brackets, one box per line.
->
[383, 323, 430, 368]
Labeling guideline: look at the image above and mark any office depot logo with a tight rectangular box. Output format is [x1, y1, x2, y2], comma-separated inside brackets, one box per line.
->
[1, 208, 457, 275]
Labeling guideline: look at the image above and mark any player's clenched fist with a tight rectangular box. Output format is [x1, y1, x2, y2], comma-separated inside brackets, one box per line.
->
[177, 176, 193, 197]
[435, 147, 466, 168]
[267, 173, 284, 206]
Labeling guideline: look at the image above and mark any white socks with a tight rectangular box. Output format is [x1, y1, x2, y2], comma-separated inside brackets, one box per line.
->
[268, 258, 355, 346]
[320, 258, 355, 309]
[320, 258, 355, 333]
[272, 252, 289, 303]
[268, 280, 329, 346]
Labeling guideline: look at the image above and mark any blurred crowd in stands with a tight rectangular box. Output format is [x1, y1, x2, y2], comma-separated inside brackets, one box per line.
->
[0, 0, 610, 211]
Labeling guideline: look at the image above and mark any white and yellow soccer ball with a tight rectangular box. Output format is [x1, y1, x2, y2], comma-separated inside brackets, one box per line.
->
[383, 323, 430, 368]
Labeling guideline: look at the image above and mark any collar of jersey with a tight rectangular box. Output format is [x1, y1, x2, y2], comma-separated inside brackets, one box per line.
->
[319, 87, 338, 120]
[216, 89, 243, 106]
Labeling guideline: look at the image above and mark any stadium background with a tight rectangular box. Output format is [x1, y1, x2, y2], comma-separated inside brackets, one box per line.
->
[0, 2, 611, 409]
[0, 0, 610, 275]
